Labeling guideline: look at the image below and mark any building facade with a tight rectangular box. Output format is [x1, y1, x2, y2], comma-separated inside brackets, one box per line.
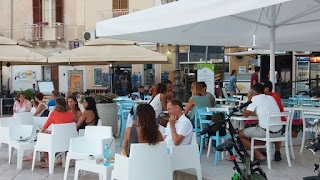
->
[0, 0, 167, 93]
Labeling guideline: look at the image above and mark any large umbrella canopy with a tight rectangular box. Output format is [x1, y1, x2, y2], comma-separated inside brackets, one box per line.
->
[48, 38, 168, 65]
[96, 0, 320, 89]
[0, 36, 48, 64]
[225, 49, 286, 56]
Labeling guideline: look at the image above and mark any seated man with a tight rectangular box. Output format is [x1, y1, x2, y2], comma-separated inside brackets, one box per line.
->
[164, 98, 193, 146]
[239, 83, 283, 162]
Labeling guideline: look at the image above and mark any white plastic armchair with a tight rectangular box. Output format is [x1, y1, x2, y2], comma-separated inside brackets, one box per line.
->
[31, 122, 78, 174]
[111, 142, 172, 180]
[63, 126, 114, 180]
[168, 132, 202, 180]
[0, 117, 22, 147]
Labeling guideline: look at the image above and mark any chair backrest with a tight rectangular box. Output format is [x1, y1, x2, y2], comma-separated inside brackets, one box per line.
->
[301, 107, 320, 124]
[0, 117, 21, 127]
[222, 88, 229, 98]
[48, 106, 55, 111]
[97, 119, 102, 126]
[129, 142, 171, 180]
[33, 117, 50, 132]
[10, 125, 34, 140]
[266, 111, 291, 139]
[190, 132, 197, 145]
[51, 123, 78, 152]
[84, 126, 113, 139]
[158, 125, 165, 136]
[14, 112, 34, 125]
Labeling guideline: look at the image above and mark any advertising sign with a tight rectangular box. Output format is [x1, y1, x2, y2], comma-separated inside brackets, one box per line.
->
[197, 64, 215, 94]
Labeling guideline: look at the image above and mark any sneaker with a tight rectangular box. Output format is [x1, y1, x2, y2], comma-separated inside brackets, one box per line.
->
[274, 151, 282, 161]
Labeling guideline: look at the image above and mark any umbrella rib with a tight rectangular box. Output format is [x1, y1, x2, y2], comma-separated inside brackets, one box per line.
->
[231, 15, 269, 27]
[276, 4, 320, 26]
[253, 8, 264, 35]
[280, 18, 320, 27]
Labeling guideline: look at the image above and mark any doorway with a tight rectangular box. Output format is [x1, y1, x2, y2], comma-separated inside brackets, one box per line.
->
[68, 70, 83, 93]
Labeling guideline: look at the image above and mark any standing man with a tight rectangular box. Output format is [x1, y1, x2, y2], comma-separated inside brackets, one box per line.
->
[240, 83, 283, 161]
[251, 66, 260, 89]
[164, 80, 174, 100]
[229, 70, 240, 96]
[47, 90, 59, 107]
[263, 80, 285, 161]
[164, 99, 193, 146]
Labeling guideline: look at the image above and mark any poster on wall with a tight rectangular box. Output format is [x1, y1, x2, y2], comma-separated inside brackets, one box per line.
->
[14, 70, 33, 83]
[197, 64, 215, 94]
[70, 73, 82, 93]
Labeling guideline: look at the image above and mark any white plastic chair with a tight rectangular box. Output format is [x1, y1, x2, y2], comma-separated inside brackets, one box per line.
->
[169, 132, 202, 180]
[0, 117, 22, 147]
[7, 125, 34, 168]
[33, 117, 50, 133]
[250, 111, 292, 169]
[31, 123, 78, 174]
[64, 126, 114, 180]
[14, 112, 34, 125]
[111, 142, 172, 180]
[300, 107, 320, 153]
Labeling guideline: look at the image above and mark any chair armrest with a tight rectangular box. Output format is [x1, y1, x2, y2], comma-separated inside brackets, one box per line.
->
[113, 154, 129, 180]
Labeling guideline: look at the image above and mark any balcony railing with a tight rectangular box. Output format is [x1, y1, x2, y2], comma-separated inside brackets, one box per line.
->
[97, 9, 139, 21]
[25, 22, 64, 41]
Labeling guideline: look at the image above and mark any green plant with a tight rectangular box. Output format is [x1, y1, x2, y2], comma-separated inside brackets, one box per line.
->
[79, 95, 86, 104]
[93, 93, 116, 103]
[24, 89, 35, 101]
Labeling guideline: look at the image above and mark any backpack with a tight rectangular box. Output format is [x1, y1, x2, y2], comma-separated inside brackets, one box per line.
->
[206, 112, 227, 136]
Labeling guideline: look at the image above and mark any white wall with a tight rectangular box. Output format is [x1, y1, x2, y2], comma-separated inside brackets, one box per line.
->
[11, 65, 42, 92]
[59, 66, 86, 93]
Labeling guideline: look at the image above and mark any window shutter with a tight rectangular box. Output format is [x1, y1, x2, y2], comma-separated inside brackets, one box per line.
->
[120, 0, 128, 9]
[112, 0, 120, 10]
[56, 0, 63, 23]
[33, 0, 42, 23]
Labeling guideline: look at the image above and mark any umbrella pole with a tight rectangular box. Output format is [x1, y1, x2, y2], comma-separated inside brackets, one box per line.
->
[270, 5, 276, 92]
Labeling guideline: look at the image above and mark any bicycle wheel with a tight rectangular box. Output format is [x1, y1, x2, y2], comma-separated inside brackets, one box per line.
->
[303, 176, 320, 180]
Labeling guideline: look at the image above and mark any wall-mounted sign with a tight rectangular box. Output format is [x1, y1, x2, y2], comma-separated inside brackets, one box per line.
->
[238, 66, 246, 73]
[197, 64, 215, 94]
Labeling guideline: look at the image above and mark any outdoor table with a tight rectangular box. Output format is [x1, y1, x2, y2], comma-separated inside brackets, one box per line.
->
[74, 160, 114, 180]
[9, 140, 35, 169]
[230, 115, 258, 130]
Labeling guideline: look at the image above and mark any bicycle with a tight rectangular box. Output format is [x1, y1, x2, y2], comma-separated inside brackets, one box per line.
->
[303, 135, 320, 180]
[200, 107, 267, 180]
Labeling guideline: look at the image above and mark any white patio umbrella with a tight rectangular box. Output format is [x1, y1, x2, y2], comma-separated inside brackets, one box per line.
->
[48, 38, 168, 65]
[96, 0, 320, 90]
[0, 36, 48, 64]
[225, 50, 286, 56]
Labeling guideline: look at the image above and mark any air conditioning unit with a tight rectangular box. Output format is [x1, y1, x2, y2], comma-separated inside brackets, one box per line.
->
[83, 30, 96, 41]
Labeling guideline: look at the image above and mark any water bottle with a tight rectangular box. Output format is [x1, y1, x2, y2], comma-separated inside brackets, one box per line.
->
[103, 144, 110, 166]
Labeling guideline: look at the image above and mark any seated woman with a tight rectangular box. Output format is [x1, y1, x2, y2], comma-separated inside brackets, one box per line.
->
[122, 104, 163, 156]
[13, 92, 32, 113]
[41, 98, 74, 132]
[184, 82, 212, 123]
[76, 97, 99, 130]
[30, 99, 38, 115]
[67, 95, 82, 123]
[149, 83, 167, 125]
[34, 92, 48, 117]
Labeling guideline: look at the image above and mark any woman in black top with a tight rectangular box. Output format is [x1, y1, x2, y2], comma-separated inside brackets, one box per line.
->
[76, 97, 99, 129]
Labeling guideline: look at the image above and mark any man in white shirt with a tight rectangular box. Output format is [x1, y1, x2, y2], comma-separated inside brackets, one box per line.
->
[240, 83, 282, 161]
[164, 99, 193, 146]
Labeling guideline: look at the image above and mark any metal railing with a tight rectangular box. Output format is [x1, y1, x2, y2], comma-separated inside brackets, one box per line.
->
[97, 9, 139, 21]
[25, 22, 64, 41]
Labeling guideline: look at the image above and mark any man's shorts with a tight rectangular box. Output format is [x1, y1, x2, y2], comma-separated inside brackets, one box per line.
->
[243, 126, 282, 138]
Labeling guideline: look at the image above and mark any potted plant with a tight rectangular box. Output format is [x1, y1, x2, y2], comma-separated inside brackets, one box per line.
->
[24, 89, 35, 101]
[292, 119, 303, 138]
[94, 93, 118, 136]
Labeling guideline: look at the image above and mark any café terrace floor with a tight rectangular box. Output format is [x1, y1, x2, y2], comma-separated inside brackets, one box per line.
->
[0, 137, 318, 180]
